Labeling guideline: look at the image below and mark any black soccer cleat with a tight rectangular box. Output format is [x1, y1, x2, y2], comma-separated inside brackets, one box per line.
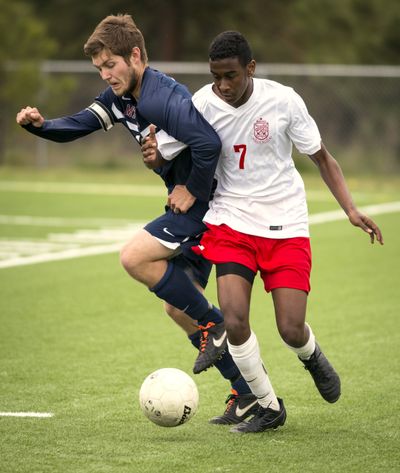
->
[300, 343, 341, 403]
[209, 390, 259, 425]
[193, 321, 227, 374]
[230, 398, 286, 434]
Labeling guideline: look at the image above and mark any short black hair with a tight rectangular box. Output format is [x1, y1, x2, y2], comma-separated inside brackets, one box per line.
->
[209, 31, 253, 67]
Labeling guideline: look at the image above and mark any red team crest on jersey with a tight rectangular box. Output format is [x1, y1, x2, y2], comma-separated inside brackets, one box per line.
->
[253, 118, 271, 143]
[125, 104, 136, 119]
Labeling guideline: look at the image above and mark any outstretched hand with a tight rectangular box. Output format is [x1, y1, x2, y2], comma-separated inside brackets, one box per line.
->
[16, 106, 44, 127]
[348, 210, 383, 245]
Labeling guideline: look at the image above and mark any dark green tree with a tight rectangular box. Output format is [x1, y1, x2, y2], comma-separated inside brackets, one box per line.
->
[0, 0, 77, 164]
[0, 0, 53, 162]
[27, 0, 400, 64]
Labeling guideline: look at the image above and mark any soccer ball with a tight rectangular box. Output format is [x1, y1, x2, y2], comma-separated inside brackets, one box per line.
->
[139, 368, 199, 427]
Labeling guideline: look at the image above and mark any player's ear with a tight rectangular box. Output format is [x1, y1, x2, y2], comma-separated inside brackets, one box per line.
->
[247, 60, 256, 77]
[131, 46, 142, 63]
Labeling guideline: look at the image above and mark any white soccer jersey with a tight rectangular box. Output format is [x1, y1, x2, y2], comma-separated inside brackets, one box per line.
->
[158, 78, 322, 238]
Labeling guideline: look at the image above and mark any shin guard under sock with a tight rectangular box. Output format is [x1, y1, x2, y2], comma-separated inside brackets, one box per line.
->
[151, 261, 223, 324]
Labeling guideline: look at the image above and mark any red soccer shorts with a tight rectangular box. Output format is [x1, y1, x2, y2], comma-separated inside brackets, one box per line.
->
[194, 223, 312, 293]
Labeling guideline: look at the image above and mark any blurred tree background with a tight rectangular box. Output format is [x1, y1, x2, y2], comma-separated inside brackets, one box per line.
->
[1, 0, 399, 171]
[26, 0, 400, 63]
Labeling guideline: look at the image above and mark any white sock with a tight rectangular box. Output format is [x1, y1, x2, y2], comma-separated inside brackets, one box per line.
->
[285, 323, 316, 360]
[228, 331, 280, 411]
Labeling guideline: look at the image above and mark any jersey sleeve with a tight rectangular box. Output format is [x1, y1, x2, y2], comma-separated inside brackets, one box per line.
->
[156, 90, 206, 162]
[141, 80, 221, 202]
[22, 108, 102, 142]
[286, 89, 321, 155]
[157, 130, 187, 161]
[21, 87, 119, 143]
[163, 95, 221, 202]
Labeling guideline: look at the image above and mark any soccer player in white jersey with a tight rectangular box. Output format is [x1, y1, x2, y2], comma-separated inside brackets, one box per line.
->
[141, 31, 383, 433]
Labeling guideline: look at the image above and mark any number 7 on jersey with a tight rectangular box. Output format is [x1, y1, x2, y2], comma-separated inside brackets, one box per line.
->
[233, 144, 247, 169]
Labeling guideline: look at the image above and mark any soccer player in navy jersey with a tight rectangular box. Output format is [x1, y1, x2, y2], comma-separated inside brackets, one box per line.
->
[16, 15, 260, 424]
[142, 31, 384, 433]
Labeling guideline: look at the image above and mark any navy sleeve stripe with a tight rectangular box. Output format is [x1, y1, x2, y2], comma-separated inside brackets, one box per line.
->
[87, 101, 114, 131]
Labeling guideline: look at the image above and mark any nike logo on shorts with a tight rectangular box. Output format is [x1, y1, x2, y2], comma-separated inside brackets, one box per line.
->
[163, 227, 175, 237]
[235, 400, 258, 418]
[212, 330, 227, 348]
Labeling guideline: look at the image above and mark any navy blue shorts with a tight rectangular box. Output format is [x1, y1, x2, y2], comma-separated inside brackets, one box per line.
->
[144, 204, 212, 288]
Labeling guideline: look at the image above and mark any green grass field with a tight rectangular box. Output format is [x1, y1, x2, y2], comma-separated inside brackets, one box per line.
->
[0, 167, 399, 473]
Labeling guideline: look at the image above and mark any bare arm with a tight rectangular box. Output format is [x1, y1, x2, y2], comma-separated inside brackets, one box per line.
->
[309, 142, 383, 245]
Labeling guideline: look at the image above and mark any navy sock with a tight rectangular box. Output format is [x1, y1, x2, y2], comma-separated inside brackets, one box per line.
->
[188, 331, 251, 395]
[151, 261, 223, 324]
[201, 305, 224, 326]
[231, 374, 252, 395]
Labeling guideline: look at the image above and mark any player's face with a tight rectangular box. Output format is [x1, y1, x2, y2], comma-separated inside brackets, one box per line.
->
[210, 57, 255, 107]
[92, 49, 141, 97]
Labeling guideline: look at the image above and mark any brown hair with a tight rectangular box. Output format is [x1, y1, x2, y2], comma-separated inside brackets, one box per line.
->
[83, 14, 148, 64]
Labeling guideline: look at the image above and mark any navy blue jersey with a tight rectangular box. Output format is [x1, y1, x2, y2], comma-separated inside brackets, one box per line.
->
[23, 67, 221, 202]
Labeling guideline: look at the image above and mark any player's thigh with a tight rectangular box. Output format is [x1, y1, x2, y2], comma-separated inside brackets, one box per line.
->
[258, 236, 311, 335]
[216, 273, 252, 323]
[258, 237, 311, 294]
[121, 228, 176, 266]
[217, 273, 253, 344]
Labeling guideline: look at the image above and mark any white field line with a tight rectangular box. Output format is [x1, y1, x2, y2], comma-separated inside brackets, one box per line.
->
[0, 214, 131, 227]
[0, 412, 53, 418]
[0, 243, 124, 269]
[0, 222, 145, 269]
[48, 228, 141, 243]
[0, 180, 369, 202]
[0, 202, 398, 270]
[309, 201, 400, 224]
[307, 190, 370, 202]
[0, 240, 79, 252]
[0, 181, 165, 197]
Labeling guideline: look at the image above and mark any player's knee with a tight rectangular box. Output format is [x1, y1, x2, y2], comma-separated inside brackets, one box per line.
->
[278, 323, 304, 347]
[222, 308, 249, 339]
[119, 243, 132, 271]
[120, 242, 142, 275]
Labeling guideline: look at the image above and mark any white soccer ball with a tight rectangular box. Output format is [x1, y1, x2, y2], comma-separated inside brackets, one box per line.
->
[139, 368, 199, 427]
